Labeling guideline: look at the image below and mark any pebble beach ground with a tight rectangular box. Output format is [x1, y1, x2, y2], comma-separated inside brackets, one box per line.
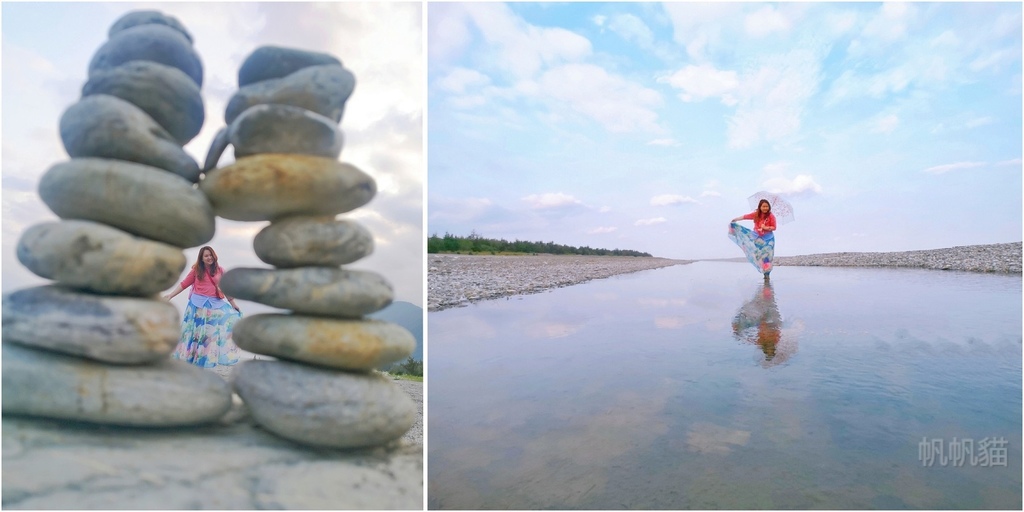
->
[429, 243, 1021, 312]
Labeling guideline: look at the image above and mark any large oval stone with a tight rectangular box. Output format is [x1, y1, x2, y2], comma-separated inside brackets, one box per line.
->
[231, 104, 343, 159]
[90, 24, 203, 86]
[59, 95, 201, 182]
[254, 216, 373, 268]
[17, 220, 185, 297]
[108, 10, 193, 44]
[39, 158, 215, 248]
[82, 61, 204, 145]
[231, 314, 415, 371]
[2, 343, 231, 427]
[199, 154, 375, 221]
[238, 46, 342, 87]
[2, 285, 179, 364]
[233, 360, 415, 448]
[225, 64, 354, 124]
[221, 268, 392, 317]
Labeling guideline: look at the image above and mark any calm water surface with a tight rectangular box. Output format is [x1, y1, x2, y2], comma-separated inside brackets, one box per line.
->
[427, 262, 1022, 509]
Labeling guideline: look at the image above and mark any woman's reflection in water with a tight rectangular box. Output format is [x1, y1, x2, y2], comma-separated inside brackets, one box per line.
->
[731, 280, 796, 367]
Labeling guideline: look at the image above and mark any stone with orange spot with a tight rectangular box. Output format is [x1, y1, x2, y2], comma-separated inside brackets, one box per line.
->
[232, 314, 414, 371]
[199, 154, 375, 221]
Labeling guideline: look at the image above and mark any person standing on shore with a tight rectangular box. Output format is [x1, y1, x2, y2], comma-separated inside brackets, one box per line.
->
[163, 246, 241, 368]
[729, 199, 778, 278]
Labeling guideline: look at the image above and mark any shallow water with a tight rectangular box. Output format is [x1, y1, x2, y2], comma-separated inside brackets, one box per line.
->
[427, 262, 1022, 509]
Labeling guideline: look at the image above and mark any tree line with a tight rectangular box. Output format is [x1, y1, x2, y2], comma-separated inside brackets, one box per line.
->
[427, 232, 653, 257]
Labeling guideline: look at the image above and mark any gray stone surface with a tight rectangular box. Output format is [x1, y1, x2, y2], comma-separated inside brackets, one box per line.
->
[17, 220, 185, 297]
[108, 10, 193, 44]
[82, 61, 204, 145]
[199, 154, 376, 221]
[39, 158, 215, 247]
[225, 64, 354, 124]
[2, 285, 179, 364]
[203, 126, 230, 171]
[428, 254, 692, 311]
[231, 104, 344, 159]
[2, 343, 232, 427]
[90, 24, 203, 86]
[254, 216, 373, 268]
[233, 360, 416, 449]
[232, 314, 415, 371]
[1, 409, 422, 509]
[221, 267, 393, 317]
[59, 95, 201, 182]
[238, 45, 342, 87]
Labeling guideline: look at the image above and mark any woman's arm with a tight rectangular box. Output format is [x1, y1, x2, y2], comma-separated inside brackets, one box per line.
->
[163, 284, 185, 301]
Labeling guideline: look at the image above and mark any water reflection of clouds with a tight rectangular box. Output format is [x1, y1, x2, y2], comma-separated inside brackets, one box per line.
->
[526, 322, 582, 339]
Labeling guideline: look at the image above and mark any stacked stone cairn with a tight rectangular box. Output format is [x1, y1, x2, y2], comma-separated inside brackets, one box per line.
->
[200, 46, 417, 449]
[2, 11, 232, 426]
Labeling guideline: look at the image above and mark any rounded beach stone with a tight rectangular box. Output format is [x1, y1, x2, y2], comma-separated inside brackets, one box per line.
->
[203, 127, 230, 172]
[2, 343, 231, 427]
[254, 216, 373, 268]
[16, 220, 185, 297]
[232, 360, 415, 448]
[238, 45, 342, 87]
[82, 61, 204, 145]
[59, 95, 201, 182]
[2, 285, 179, 364]
[108, 10, 193, 44]
[230, 104, 343, 159]
[90, 24, 203, 87]
[221, 267, 393, 317]
[39, 158, 215, 248]
[199, 154, 375, 221]
[231, 314, 415, 371]
[225, 64, 355, 124]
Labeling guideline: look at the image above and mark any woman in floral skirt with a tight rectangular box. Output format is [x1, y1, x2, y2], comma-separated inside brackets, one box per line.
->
[729, 199, 778, 279]
[163, 246, 241, 368]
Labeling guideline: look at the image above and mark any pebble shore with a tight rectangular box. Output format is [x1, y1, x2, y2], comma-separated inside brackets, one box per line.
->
[428, 254, 690, 311]
[774, 242, 1021, 274]
[429, 243, 1021, 312]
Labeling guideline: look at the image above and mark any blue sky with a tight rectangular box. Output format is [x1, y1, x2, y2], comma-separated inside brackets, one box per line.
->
[2, 2, 423, 309]
[427, 2, 1022, 260]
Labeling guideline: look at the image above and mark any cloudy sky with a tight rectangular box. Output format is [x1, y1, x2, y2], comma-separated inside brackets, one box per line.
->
[428, 2, 1022, 260]
[2, 2, 423, 310]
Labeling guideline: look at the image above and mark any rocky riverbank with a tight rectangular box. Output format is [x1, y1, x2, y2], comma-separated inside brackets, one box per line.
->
[774, 242, 1021, 273]
[427, 255, 691, 311]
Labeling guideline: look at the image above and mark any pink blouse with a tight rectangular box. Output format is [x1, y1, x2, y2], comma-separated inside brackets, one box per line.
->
[180, 267, 225, 298]
[742, 211, 777, 237]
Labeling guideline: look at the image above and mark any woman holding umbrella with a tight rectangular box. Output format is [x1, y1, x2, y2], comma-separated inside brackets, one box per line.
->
[729, 192, 792, 278]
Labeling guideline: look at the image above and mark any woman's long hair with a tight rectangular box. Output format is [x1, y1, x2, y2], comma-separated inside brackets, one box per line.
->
[192, 246, 219, 281]
[755, 199, 772, 223]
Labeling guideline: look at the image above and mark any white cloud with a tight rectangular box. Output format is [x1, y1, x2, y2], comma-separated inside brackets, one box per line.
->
[662, 2, 743, 61]
[727, 49, 823, 148]
[762, 174, 823, 195]
[463, 3, 592, 79]
[862, 2, 915, 43]
[521, 192, 582, 209]
[995, 158, 1023, 167]
[965, 117, 995, 129]
[922, 161, 986, 174]
[873, 114, 900, 134]
[592, 15, 607, 28]
[647, 138, 681, 147]
[826, 10, 859, 37]
[608, 13, 655, 48]
[588, 226, 618, 234]
[538, 63, 664, 133]
[650, 194, 698, 206]
[598, 206, 612, 213]
[437, 67, 491, 94]
[635, 217, 667, 226]
[664, 64, 738, 105]
[700, 190, 722, 198]
[744, 5, 791, 38]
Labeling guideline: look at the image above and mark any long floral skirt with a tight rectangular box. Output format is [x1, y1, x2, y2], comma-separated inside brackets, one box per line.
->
[728, 222, 775, 275]
[172, 299, 241, 368]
